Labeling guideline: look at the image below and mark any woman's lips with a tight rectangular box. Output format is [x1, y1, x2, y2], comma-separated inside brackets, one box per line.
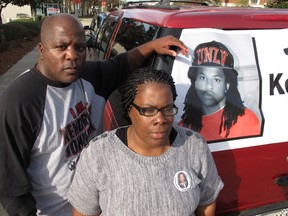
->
[151, 131, 167, 139]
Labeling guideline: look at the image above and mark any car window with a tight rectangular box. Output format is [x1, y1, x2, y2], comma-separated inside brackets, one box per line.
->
[110, 18, 158, 58]
[94, 16, 102, 31]
[95, 15, 119, 60]
[92, 13, 107, 32]
[90, 16, 97, 30]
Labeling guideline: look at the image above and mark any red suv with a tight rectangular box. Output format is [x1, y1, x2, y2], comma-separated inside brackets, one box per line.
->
[86, 2, 288, 215]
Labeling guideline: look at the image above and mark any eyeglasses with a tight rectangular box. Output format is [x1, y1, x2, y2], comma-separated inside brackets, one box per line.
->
[131, 102, 178, 117]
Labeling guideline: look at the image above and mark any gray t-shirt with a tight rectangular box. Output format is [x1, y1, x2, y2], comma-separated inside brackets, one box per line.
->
[68, 126, 223, 216]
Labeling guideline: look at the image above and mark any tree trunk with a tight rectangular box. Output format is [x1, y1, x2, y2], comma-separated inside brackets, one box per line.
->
[0, 7, 5, 42]
[30, 2, 37, 21]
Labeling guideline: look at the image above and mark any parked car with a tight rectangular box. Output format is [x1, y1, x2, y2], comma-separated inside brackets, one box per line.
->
[85, 1, 288, 215]
[84, 12, 107, 60]
[16, 13, 30, 19]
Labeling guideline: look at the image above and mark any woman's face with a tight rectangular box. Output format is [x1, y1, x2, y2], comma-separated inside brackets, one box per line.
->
[194, 67, 229, 115]
[128, 82, 174, 155]
[179, 173, 186, 183]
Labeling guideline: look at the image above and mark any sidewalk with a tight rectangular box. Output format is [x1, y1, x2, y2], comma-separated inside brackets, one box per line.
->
[0, 46, 38, 96]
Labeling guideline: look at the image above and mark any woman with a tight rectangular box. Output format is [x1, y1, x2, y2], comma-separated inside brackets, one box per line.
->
[68, 67, 223, 216]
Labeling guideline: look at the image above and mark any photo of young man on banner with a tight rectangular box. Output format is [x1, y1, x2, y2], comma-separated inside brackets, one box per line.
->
[172, 30, 263, 142]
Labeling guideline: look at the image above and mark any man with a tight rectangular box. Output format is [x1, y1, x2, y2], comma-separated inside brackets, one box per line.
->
[0, 13, 187, 216]
[179, 40, 260, 141]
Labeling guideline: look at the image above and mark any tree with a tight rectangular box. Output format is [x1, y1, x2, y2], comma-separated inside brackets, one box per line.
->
[0, 0, 31, 41]
[30, 0, 42, 20]
[266, 0, 288, 7]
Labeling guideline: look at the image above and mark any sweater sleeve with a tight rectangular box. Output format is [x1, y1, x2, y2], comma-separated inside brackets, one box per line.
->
[67, 140, 102, 215]
[81, 53, 131, 100]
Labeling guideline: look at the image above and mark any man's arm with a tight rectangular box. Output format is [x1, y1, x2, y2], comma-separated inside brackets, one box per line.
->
[127, 35, 188, 71]
[0, 194, 37, 216]
[73, 207, 100, 216]
[195, 201, 216, 216]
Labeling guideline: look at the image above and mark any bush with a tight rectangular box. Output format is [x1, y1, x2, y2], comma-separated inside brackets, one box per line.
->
[236, 0, 250, 7]
[2, 18, 41, 41]
[0, 41, 10, 52]
[266, 0, 288, 7]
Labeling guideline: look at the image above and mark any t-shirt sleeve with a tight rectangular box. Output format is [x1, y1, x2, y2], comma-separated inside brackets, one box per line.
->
[67, 144, 102, 215]
[0, 71, 44, 197]
[81, 53, 131, 100]
[197, 138, 224, 206]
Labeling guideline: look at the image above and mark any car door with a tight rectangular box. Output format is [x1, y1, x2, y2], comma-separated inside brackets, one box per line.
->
[94, 14, 120, 60]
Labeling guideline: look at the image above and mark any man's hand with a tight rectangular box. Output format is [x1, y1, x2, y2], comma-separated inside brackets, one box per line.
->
[150, 35, 188, 56]
[128, 35, 188, 71]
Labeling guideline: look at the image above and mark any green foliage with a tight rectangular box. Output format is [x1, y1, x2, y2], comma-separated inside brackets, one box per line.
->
[211, 0, 222, 6]
[0, 40, 9, 52]
[2, 18, 40, 41]
[266, 0, 288, 7]
[236, 0, 250, 7]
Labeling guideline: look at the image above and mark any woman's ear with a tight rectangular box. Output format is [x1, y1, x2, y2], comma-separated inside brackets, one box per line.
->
[127, 106, 132, 117]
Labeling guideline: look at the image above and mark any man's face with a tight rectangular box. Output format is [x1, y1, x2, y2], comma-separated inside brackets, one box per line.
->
[194, 67, 228, 114]
[39, 23, 87, 83]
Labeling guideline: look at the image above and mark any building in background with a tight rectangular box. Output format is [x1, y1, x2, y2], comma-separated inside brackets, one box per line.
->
[2, 4, 31, 24]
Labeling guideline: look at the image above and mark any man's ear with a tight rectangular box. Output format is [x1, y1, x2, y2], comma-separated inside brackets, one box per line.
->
[38, 42, 44, 59]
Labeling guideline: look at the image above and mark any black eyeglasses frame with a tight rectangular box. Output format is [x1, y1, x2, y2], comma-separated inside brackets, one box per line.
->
[131, 102, 178, 117]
